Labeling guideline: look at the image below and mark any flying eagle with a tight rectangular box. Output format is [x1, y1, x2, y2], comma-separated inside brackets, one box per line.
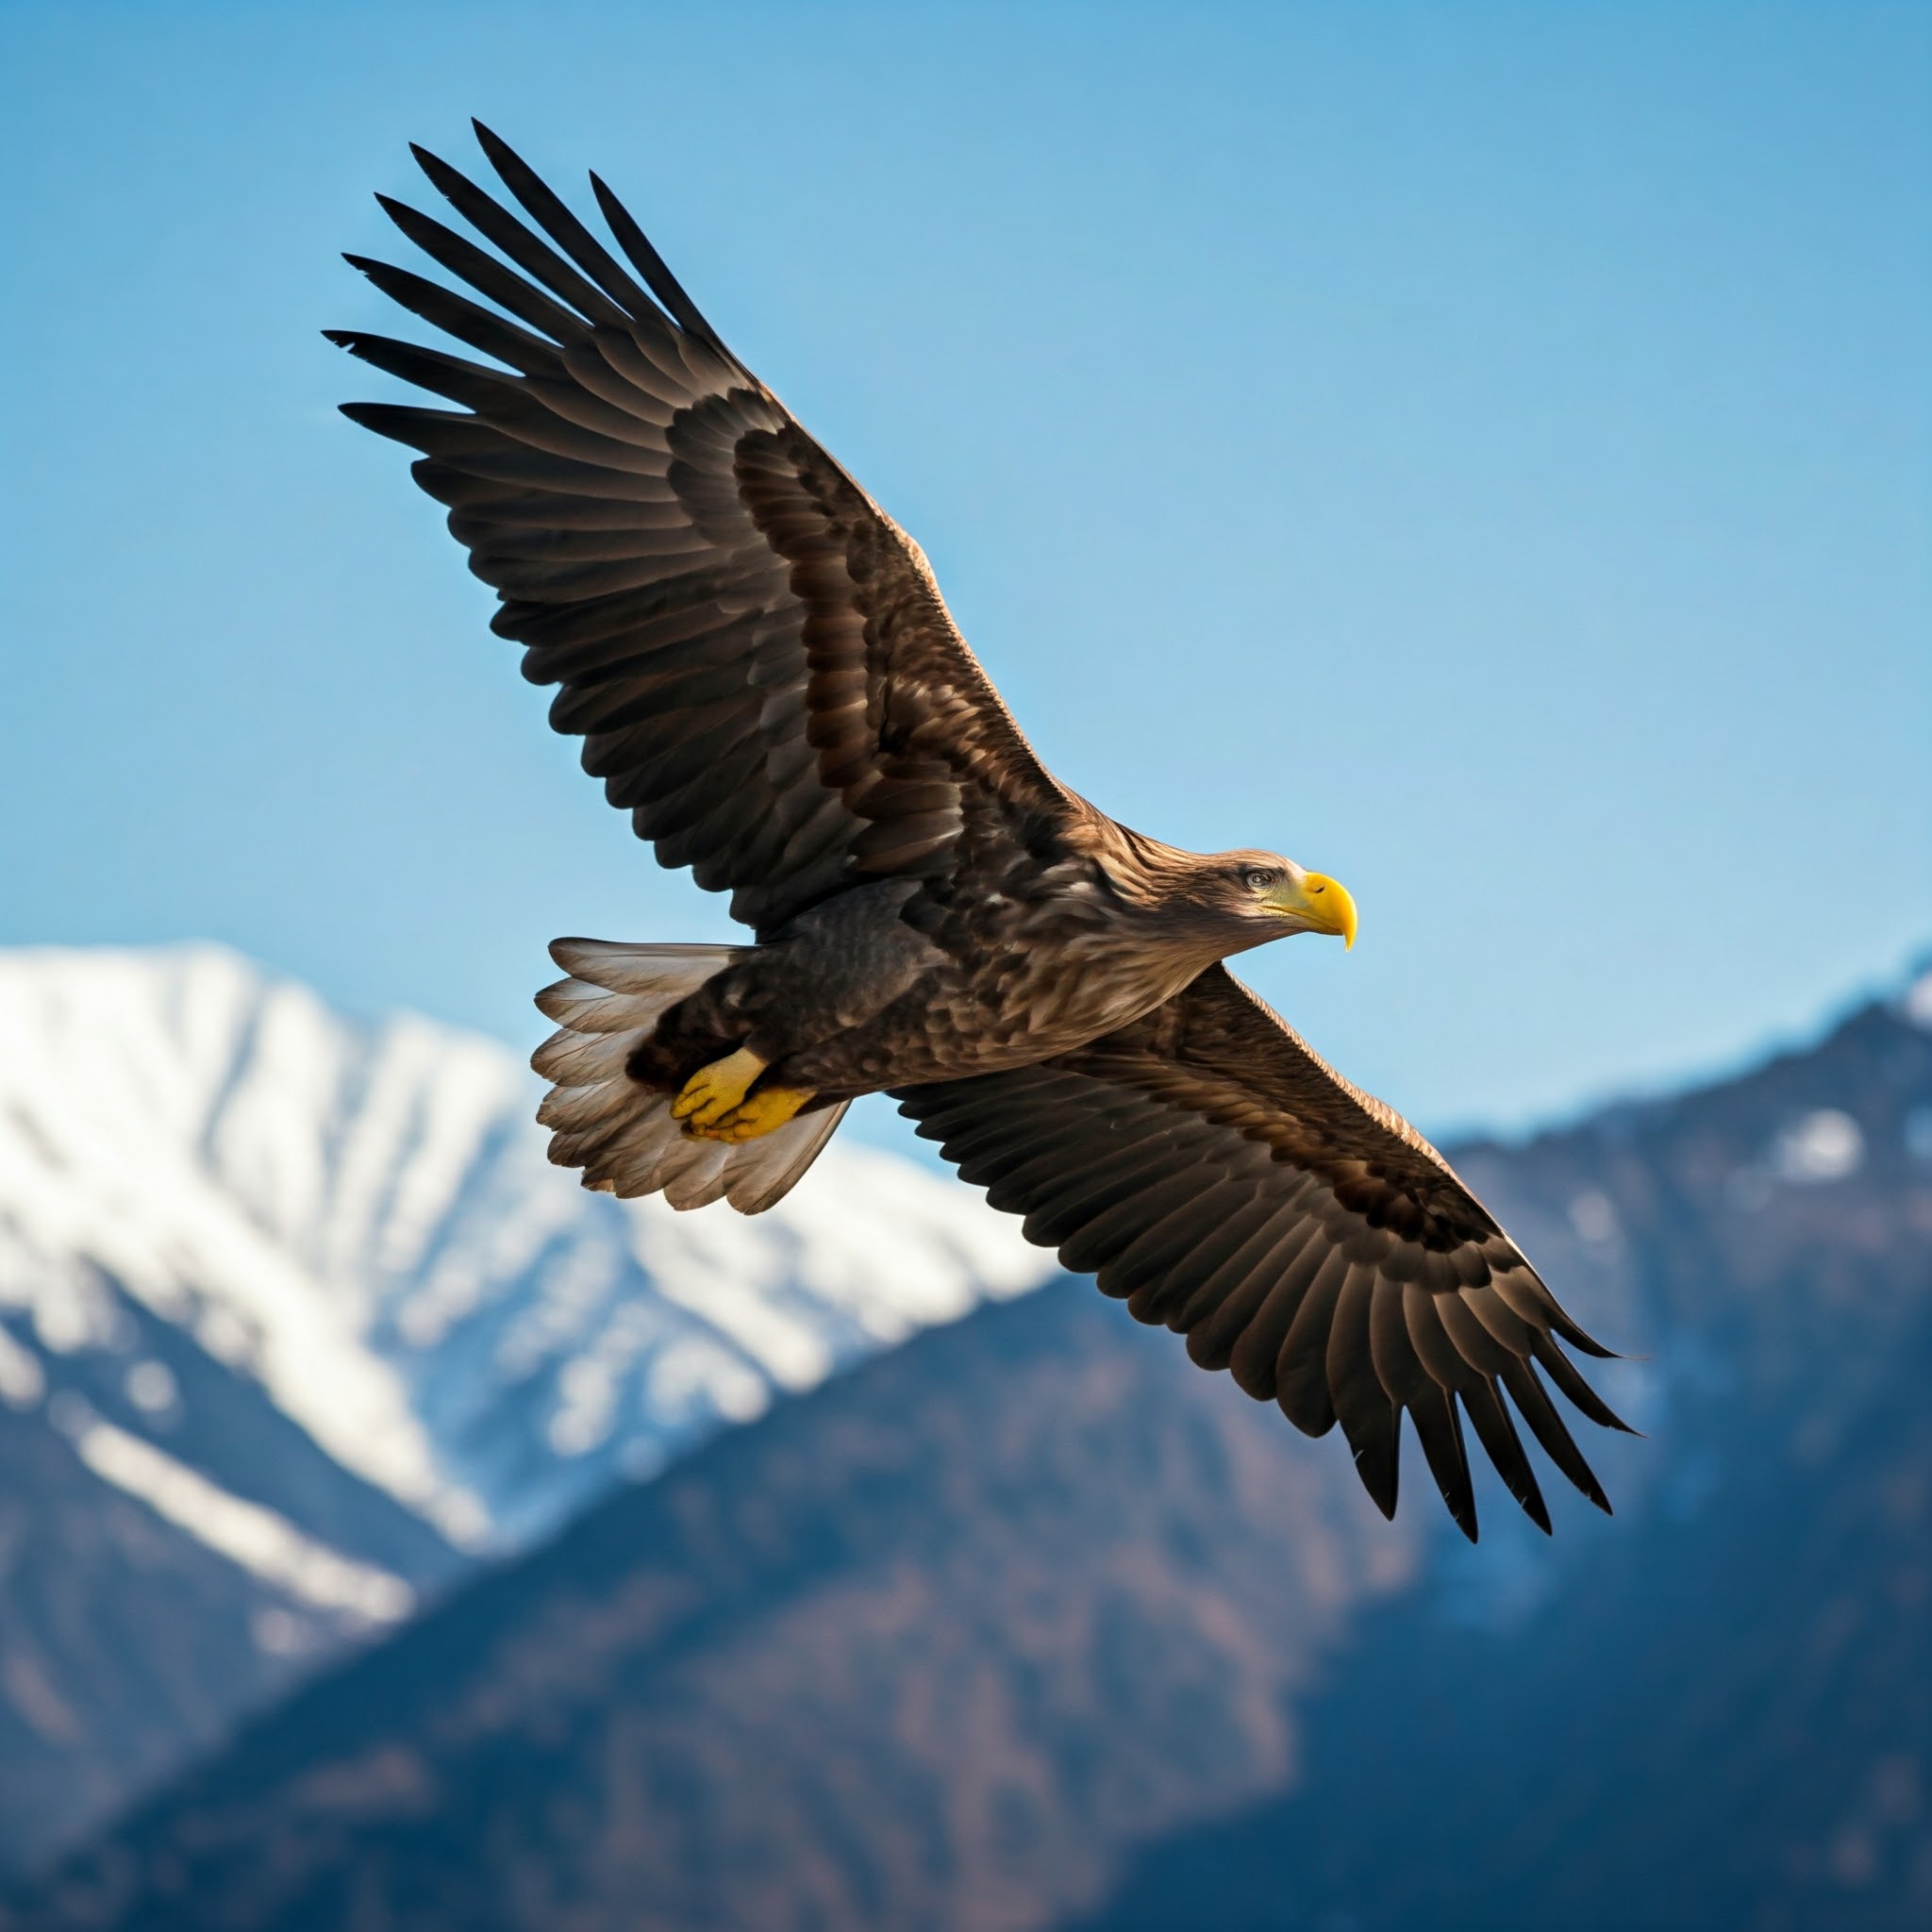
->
[332, 124, 1627, 1540]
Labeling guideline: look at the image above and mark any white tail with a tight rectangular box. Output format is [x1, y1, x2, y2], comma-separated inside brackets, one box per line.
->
[531, 938, 849, 1214]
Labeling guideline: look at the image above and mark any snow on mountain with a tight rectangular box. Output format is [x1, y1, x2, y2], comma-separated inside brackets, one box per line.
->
[0, 945, 1056, 1554]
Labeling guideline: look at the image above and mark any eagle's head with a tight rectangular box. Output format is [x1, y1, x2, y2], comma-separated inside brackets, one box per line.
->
[1097, 828, 1358, 958]
[1201, 852, 1358, 952]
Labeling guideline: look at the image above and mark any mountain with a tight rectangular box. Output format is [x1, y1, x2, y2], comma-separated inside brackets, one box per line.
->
[21, 971, 1930, 1929]
[1074, 974, 1932, 1931]
[0, 944, 1053, 1873]
[15, 1281, 1423, 1932]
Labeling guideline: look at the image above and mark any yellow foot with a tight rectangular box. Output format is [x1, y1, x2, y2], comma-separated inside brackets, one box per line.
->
[670, 1046, 768, 1127]
[687, 1086, 814, 1144]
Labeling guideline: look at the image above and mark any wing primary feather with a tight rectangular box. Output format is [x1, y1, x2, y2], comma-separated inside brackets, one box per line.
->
[1528, 1332, 1637, 1434]
[1458, 1282, 1541, 1357]
[374, 194, 602, 348]
[590, 171, 740, 364]
[1412, 1387, 1478, 1541]
[338, 401, 472, 452]
[1401, 1284, 1482, 1394]
[1329, 1265, 1399, 1519]
[1490, 1265, 1619, 1359]
[409, 140, 633, 331]
[1461, 1379, 1552, 1534]
[468, 122, 669, 328]
[1499, 1357, 1613, 1513]
[1374, 1290, 1476, 1538]
[1435, 1287, 1523, 1379]
[325, 329, 516, 412]
[341, 255, 566, 375]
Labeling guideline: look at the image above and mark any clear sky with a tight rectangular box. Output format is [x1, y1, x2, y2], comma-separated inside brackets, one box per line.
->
[2, 0, 1926, 1158]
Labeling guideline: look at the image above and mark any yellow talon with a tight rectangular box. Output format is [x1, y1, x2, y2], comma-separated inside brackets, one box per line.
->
[703, 1087, 814, 1143]
[670, 1046, 767, 1127]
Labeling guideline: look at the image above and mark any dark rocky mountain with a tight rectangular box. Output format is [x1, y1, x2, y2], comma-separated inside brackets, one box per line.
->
[0, 1286, 460, 1879]
[16, 972, 1932, 1931]
[15, 1281, 1423, 1932]
[0, 1398, 409, 1884]
[1080, 991, 1932, 1930]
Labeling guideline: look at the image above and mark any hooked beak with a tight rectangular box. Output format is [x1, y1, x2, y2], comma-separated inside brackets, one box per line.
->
[1267, 872, 1357, 950]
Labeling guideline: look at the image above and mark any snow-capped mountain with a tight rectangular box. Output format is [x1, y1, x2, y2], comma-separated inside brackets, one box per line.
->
[0, 944, 1053, 1551]
[24, 965, 1929, 1932]
[0, 943, 1055, 1870]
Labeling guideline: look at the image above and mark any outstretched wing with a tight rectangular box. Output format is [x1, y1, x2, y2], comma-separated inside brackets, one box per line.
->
[894, 965, 1629, 1540]
[332, 123, 1074, 936]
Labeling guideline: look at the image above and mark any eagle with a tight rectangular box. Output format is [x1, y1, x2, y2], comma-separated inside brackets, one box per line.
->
[331, 124, 1627, 1541]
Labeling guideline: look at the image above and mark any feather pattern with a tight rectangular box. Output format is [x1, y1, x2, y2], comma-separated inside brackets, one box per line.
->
[896, 964, 1628, 1539]
[332, 123, 1074, 938]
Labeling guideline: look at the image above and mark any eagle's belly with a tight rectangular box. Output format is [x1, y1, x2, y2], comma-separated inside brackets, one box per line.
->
[779, 930, 1201, 1095]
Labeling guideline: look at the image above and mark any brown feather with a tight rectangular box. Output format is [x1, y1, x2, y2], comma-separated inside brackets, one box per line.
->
[896, 965, 1624, 1533]
[334, 129, 1076, 939]
[339, 131, 1624, 1539]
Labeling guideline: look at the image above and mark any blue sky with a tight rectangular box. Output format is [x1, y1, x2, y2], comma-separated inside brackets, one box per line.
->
[2, 1, 1926, 1156]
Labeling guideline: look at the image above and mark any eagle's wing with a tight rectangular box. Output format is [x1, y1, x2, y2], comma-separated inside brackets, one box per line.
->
[893, 964, 1628, 1540]
[332, 124, 1074, 936]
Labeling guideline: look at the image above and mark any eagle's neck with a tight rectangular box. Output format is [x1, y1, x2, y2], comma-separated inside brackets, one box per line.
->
[1082, 824, 1248, 970]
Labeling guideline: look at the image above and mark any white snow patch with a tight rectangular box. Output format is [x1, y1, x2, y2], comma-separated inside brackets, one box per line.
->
[125, 1359, 178, 1415]
[630, 1141, 1053, 1391]
[1773, 1109, 1865, 1184]
[0, 1326, 45, 1409]
[1568, 1190, 1619, 1245]
[1902, 967, 1932, 1031]
[70, 1416, 413, 1623]
[250, 1607, 325, 1657]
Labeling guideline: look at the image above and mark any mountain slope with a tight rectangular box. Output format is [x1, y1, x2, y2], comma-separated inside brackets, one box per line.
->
[16, 1280, 1424, 1932]
[21, 970, 1929, 1932]
[0, 943, 1053, 1872]
[1075, 983, 1932, 1930]
[0, 1398, 387, 1879]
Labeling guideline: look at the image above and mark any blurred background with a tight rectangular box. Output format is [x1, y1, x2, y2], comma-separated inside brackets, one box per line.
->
[0, 3, 1927, 1927]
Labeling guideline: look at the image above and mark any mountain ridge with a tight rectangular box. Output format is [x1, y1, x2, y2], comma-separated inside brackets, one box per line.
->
[22, 967, 1929, 1929]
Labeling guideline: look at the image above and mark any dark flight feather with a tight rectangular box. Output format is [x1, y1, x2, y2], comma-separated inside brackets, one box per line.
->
[896, 966, 1623, 1532]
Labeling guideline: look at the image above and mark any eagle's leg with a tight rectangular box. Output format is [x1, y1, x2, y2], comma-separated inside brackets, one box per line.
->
[670, 1047, 767, 1127]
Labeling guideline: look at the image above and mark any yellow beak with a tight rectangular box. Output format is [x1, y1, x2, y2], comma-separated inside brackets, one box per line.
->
[1269, 872, 1357, 950]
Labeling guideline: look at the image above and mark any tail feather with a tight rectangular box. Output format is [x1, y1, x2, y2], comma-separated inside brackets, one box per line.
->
[531, 938, 848, 1214]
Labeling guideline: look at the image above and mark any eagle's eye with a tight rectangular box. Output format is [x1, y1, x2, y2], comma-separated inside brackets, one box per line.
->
[1242, 868, 1275, 893]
